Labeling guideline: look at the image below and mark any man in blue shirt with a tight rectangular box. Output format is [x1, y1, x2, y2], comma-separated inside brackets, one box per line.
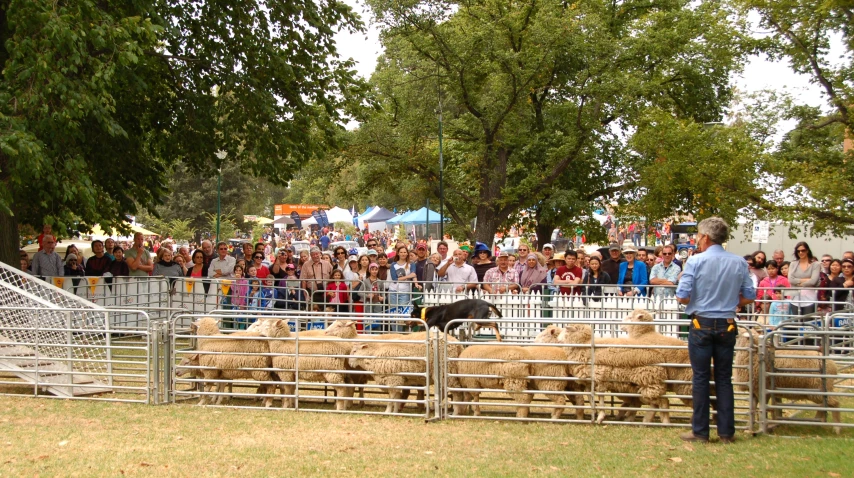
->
[676, 217, 755, 444]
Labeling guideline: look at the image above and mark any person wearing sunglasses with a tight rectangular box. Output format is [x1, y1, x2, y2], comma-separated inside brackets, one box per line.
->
[251, 252, 270, 279]
[788, 241, 821, 316]
[837, 258, 854, 310]
[649, 244, 681, 298]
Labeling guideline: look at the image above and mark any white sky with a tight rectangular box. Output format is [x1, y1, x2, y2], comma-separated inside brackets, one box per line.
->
[334, 2, 834, 118]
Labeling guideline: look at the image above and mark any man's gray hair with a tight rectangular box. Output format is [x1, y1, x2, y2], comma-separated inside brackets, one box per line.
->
[697, 217, 728, 245]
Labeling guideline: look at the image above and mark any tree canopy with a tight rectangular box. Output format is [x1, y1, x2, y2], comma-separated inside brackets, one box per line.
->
[340, 0, 753, 244]
[0, 0, 368, 262]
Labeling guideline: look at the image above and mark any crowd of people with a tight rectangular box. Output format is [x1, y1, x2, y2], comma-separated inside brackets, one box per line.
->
[18, 222, 854, 321]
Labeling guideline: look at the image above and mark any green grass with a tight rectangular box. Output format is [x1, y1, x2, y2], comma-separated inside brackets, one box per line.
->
[0, 397, 852, 477]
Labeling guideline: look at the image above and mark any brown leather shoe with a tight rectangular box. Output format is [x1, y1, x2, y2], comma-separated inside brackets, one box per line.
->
[680, 432, 709, 443]
[719, 436, 736, 444]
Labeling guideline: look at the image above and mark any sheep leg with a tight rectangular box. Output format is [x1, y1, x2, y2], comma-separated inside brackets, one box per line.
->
[214, 381, 227, 405]
[385, 387, 401, 414]
[572, 393, 585, 420]
[832, 409, 842, 435]
[326, 374, 350, 411]
[469, 392, 481, 416]
[650, 397, 670, 424]
[596, 394, 608, 424]
[451, 391, 466, 416]
[280, 373, 296, 408]
[551, 394, 566, 420]
[617, 397, 640, 422]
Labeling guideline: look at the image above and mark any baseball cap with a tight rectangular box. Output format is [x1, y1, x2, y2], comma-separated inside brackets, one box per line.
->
[367, 249, 378, 256]
[497, 251, 510, 258]
[543, 243, 555, 250]
[348, 255, 358, 263]
[608, 242, 621, 251]
[416, 243, 428, 250]
[286, 264, 295, 270]
[369, 262, 379, 269]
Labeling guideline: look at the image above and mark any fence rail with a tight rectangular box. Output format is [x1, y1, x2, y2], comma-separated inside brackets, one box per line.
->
[2, 268, 854, 434]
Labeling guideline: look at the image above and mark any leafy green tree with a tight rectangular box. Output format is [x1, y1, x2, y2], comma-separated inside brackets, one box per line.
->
[0, 0, 368, 264]
[734, 0, 854, 234]
[348, 0, 752, 244]
[625, 109, 764, 226]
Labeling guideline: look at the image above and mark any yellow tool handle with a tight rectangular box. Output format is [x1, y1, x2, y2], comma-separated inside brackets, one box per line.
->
[692, 318, 700, 329]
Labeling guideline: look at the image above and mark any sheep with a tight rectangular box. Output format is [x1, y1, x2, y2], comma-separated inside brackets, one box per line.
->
[557, 324, 670, 424]
[178, 324, 272, 399]
[347, 331, 465, 414]
[619, 309, 693, 421]
[530, 326, 575, 419]
[455, 345, 533, 418]
[256, 318, 358, 410]
[192, 317, 275, 407]
[735, 329, 842, 434]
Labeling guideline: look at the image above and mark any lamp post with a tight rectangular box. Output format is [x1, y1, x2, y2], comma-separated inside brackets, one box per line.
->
[437, 71, 444, 239]
[215, 151, 227, 241]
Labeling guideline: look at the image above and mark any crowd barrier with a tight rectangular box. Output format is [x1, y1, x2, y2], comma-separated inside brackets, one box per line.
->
[1, 304, 852, 434]
[0, 306, 155, 403]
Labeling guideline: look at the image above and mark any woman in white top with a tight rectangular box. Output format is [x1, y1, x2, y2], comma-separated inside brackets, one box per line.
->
[389, 245, 418, 310]
[788, 241, 821, 316]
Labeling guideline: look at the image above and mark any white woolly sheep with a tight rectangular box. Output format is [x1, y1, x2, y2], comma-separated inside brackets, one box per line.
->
[192, 317, 275, 407]
[530, 326, 576, 419]
[557, 324, 670, 424]
[735, 329, 842, 434]
[257, 319, 358, 410]
[347, 330, 464, 414]
[455, 345, 533, 418]
[619, 309, 693, 421]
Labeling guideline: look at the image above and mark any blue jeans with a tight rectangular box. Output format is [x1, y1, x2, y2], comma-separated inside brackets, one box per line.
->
[689, 316, 737, 438]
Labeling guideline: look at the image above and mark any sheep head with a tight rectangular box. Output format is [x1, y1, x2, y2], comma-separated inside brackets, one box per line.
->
[192, 317, 221, 336]
[246, 318, 269, 333]
[558, 324, 592, 344]
[348, 343, 370, 369]
[175, 354, 199, 377]
[620, 309, 655, 336]
[325, 320, 358, 338]
[534, 325, 562, 344]
[736, 329, 761, 350]
[259, 319, 291, 338]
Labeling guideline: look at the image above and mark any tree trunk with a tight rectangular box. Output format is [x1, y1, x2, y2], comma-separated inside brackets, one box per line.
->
[535, 221, 554, 253]
[0, 207, 20, 268]
[473, 206, 502, 246]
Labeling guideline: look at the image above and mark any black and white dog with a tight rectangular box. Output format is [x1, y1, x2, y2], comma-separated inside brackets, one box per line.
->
[410, 298, 503, 341]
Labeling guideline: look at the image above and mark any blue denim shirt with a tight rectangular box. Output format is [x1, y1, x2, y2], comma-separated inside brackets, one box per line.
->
[676, 244, 756, 318]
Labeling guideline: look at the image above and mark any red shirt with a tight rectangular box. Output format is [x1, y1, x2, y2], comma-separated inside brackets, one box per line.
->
[326, 281, 349, 304]
[255, 265, 270, 279]
[556, 265, 583, 295]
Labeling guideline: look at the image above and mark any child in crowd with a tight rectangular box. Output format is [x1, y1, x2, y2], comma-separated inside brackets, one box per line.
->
[325, 269, 349, 313]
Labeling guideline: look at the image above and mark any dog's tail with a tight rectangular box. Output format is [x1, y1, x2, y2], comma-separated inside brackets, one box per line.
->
[488, 304, 503, 319]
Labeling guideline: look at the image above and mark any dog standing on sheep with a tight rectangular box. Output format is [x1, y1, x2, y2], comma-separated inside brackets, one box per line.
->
[410, 299, 503, 341]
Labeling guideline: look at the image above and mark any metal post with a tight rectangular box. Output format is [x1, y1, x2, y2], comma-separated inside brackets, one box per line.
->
[437, 68, 444, 240]
[425, 197, 429, 242]
[216, 169, 222, 242]
[215, 151, 227, 242]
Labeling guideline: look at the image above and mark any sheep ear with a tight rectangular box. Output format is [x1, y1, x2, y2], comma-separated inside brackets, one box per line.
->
[550, 328, 559, 336]
[188, 354, 199, 361]
[343, 320, 356, 327]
